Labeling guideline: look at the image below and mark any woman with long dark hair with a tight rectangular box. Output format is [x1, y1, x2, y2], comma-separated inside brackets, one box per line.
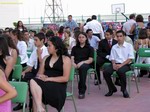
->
[10, 29, 28, 67]
[71, 32, 94, 99]
[4, 34, 18, 66]
[30, 36, 71, 112]
[16, 21, 26, 32]
[0, 36, 14, 80]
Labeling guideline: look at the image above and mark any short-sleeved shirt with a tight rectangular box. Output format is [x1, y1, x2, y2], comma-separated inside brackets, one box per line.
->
[27, 45, 49, 69]
[71, 45, 94, 64]
[88, 35, 100, 49]
[109, 41, 134, 63]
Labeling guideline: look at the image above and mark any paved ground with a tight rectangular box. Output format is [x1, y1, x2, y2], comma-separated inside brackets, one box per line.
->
[13, 74, 150, 112]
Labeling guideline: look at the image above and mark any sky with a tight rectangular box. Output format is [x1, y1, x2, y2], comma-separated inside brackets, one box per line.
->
[19, 0, 150, 18]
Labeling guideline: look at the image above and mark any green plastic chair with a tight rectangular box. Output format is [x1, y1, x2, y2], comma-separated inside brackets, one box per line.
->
[132, 48, 150, 79]
[101, 62, 111, 70]
[12, 64, 23, 81]
[46, 67, 77, 112]
[87, 51, 100, 94]
[102, 62, 139, 96]
[16, 56, 21, 65]
[112, 70, 139, 96]
[9, 81, 28, 112]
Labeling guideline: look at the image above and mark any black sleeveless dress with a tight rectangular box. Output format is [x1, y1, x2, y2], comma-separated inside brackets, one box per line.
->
[0, 55, 13, 80]
[0, 55, 6, 69]
[33, 55, 67, 112]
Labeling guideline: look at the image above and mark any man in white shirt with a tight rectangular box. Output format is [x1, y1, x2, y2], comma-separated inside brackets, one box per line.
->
[84, 15, 104, 39]
[86, 29, 100, 50]
[103, 30, 134, 98]
[23, 30, 35, 52]
[122, 14, 136, 42]
[22, 33, 49, 81]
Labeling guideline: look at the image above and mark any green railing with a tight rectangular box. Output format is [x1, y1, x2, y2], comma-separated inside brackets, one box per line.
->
[20, 13, 149, 25]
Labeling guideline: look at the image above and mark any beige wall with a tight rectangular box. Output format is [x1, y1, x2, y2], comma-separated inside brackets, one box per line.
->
[0, 0, 20, 28]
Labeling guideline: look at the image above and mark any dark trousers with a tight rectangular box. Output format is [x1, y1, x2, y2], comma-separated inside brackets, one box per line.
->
[22, 69, 38, 82]
[103, 64, 130, 92]
[128, 35, 135, 43]
[96, 57, 110, 81]
[21, 63, 27, 68]
[93, 33, 101, 39]
[78, 64, 90, 94]
[22, 69, 38, 111]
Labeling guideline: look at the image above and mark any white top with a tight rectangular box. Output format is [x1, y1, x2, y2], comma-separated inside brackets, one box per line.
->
[27, 38, 35, 51]
[84, 20, 104, 39]
[69, 37, 76, 49]
[17, 41, 28, 64]
[27, 45, 49, 69]
[123, 19, 136, 35]
[68, 37, 76, 54]
[88, 35, 100, 49]
[109, 41, 134, 63]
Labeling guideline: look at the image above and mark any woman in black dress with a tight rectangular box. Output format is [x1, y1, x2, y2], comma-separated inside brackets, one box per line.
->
[30, 36, 71, 112]
[0, 35, 14, 80]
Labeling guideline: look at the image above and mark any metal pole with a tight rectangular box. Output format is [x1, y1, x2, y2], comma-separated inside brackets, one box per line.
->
[115, 13, 117, 22]
[52, 0, 55, 23]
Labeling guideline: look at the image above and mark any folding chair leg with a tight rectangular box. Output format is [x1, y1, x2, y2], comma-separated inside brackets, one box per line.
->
[137, 69, 140, 82]
[60, 106, 64, 112]
[127, 77, 131, 97]
[72, 95, 77, 112]
[23, 103, 26, 112]
[95, 71, 100, 90]
[45, 105, 48, 112]
[135, 77, 139, 93]
[88, 73, 90, 94]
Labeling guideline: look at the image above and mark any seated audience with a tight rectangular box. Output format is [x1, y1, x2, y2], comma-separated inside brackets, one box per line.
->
[0, 36, 14, 80]
[86, 29, 100, 50]
[30, 36, 71, 112]
[10, 29, 28, 68]
[71, 32, 94, 99]
[96, 29, 117, 85]
[103, 30, 134, 98]
[134, 28, 150, 78]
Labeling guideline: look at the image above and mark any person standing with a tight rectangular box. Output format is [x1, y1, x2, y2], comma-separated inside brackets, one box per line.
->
[84, 15, 104, 39]
[147, 15, 150, 28]
[64, 15, 78, 32]
[103, 30, 134, 98]
[123, 14, 136, 42]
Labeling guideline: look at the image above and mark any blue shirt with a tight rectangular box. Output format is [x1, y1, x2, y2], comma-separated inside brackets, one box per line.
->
[64, 20, 78, 31]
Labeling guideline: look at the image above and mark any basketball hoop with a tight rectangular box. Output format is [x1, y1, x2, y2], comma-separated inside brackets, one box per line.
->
[111, 3, 125, 14]
[115, 8, 121, 14]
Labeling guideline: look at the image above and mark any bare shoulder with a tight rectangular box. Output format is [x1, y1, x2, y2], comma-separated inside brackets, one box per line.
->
[6, 56, 13, 62]
[0, 69, 4, 80]
[62, 55, 71, 64]
[12, 48, 17, 54]
[43, 55, 49, 61]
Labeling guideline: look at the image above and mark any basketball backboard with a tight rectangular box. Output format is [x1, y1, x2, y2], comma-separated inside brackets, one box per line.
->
[111, 3, 125, 14]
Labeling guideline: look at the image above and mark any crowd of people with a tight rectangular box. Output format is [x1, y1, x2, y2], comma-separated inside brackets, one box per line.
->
[0, 13, 150, 112]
